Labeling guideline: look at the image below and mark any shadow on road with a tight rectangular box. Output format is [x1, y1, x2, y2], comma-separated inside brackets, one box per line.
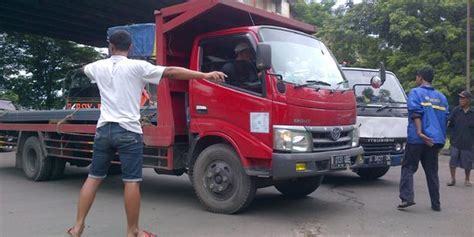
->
[0, 162, 398, 218]
[322, 172, 398, 188]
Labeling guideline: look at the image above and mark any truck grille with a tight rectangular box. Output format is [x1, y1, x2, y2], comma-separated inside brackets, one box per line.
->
[306, 126, 354, 152]
[360, 142, 400, 155]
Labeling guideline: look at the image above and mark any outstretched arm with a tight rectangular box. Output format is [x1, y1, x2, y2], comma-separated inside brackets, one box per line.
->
[163, 67, 226, 82]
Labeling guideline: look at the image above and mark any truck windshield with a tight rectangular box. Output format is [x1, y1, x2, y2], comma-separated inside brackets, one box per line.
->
[68, 74, 100, 100]
[259, 28, 347, 89]
[343, 70, 407, 106]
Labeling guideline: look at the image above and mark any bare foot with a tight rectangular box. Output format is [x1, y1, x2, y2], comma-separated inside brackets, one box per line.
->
[139, 230, 157, 237]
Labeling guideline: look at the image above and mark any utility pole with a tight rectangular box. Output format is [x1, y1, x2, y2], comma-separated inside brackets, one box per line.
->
[467, 0, 471, 90]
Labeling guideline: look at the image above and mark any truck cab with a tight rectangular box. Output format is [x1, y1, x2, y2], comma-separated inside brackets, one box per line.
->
[342, 67, 408, 180]
[0, 99, 16, 152]
[64, 72, 101, 109]
[191, 26, 362, 178]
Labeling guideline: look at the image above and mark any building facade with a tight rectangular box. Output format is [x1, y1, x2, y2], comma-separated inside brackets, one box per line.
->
[238, 0, 291, 18]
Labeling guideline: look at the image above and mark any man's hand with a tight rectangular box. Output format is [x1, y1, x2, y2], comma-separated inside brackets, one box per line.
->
[414, 117, 433, 147]
[204, 71, 226, 83]
[417, 132, 434, 147]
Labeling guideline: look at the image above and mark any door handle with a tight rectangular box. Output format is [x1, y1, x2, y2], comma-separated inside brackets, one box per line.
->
[196, 105, 208, 114]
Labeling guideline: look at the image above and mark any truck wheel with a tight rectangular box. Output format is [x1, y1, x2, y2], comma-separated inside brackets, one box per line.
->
[274, 176, 323, 198]
[357, 167, 390, 180]
[192, 144, 256, 214]
[21, 136, 52, 181]
[49, 158, 66, 180]
[108, 164, 122, 175]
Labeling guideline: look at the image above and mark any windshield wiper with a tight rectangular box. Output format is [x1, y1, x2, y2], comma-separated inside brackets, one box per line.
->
[332, 80, 350, 94]
[294, 80, 331, 89]
[376, 105, 391, 112]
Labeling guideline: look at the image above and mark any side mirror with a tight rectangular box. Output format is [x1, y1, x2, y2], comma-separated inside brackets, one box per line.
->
[256, 43, 272, 71]
[370, 76, 383, 89]
[379, 62, 386, 84]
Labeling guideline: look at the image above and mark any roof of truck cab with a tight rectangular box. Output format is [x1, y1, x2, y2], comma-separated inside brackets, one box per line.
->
[196, 25, 317, 40]
[157, 0, 316, 35]
[155, 0, 317, 65]
[341, 67, 395, 75]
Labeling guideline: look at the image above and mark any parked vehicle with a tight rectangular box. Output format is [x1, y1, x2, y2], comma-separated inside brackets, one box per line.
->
[342, 66, 408, 180]
[0, 1, 364, 213]
[0, 99, 16, 152]
[0, 99, 16, 111]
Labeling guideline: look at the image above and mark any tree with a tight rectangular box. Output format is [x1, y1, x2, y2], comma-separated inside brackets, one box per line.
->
[0, 89, 19, 104]
[290, 0, 336, 27]
[0, 32, 104, 109]
[291, 0, 472, 107]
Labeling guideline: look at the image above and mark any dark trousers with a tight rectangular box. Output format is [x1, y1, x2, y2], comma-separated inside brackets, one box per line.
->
[399, 144, 441, 208]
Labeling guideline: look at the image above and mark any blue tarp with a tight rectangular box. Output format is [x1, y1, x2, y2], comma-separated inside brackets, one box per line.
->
[107, 24, 156, 58]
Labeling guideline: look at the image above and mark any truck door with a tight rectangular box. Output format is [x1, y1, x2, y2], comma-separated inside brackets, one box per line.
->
[190, 33, 273, 157]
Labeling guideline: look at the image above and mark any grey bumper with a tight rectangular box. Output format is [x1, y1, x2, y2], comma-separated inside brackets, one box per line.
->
[272, 146, 364, 180]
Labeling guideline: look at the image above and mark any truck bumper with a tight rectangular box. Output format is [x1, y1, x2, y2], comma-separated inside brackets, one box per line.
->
[350, 153, 404, 169]
[272, 146, 364, 180]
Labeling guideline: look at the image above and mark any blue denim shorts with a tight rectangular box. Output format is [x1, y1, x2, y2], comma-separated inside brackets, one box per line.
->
[89, 122, 143, 182]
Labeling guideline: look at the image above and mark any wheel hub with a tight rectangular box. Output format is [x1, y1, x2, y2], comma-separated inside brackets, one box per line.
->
[205, 162, 233, 195]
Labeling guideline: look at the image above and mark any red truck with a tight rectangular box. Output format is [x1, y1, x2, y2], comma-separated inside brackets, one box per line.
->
[0, 0, 364, 214]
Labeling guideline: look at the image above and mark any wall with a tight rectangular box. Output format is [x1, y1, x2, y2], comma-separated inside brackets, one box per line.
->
[238, 0, 290, 18]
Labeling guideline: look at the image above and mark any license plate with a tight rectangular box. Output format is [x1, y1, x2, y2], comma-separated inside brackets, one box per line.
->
[331, 155, 350, 169]
[367, 155, 389, 165]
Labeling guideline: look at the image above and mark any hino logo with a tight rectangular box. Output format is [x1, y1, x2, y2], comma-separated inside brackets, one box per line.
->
[293, 119, 311, 124]
[330, 128, 342, 141]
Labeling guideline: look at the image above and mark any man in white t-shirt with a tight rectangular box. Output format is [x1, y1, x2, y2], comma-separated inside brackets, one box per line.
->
[67, 30, 225, 237]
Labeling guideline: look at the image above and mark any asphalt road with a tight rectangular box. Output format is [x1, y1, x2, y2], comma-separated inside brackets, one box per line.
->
[0, 151, 473, 237]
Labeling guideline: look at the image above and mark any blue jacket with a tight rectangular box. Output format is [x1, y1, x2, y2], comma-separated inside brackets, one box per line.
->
[407, 85, 449, 145]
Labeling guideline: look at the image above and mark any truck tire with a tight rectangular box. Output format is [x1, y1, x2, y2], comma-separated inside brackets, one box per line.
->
[192, 144, 256, 214]
[274, 176, 323, 198]
[49, 158, 66, 180]
[21, 136, 52, 181]
[356, 167, 390, 180]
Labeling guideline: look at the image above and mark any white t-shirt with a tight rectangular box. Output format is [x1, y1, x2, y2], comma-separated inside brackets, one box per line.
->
[84, 55, 165, 134]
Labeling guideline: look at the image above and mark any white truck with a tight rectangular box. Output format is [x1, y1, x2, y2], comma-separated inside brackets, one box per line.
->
[342, 67, 408, 180]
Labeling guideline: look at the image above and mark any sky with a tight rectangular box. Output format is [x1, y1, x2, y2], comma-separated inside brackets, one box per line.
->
[334, 0, 363, 8]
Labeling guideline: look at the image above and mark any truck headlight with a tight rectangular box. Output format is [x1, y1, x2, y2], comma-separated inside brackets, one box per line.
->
[351, 126, 359, 147]
[395, 142, 406, 152]
[273, 126, 312, 152]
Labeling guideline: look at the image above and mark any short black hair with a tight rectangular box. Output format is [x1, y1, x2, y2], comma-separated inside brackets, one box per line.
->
[416, 67, 434, 83]
[108, 30, 131, 51]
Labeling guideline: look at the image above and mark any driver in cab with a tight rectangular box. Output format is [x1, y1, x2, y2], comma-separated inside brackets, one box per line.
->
[221, 42, 260, 92]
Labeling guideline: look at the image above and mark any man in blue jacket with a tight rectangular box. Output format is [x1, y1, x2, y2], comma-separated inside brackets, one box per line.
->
[398, 67, 448, 212]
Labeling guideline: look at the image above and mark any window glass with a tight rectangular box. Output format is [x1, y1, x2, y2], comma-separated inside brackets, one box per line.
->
[200, 35, 262, 94]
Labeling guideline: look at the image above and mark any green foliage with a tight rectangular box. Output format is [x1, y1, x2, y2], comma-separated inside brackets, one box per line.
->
[0, 90, 18, 103]
[291, 0, 336, 27]
[0, 32, 104, 109]
[291, 0, 472, 108]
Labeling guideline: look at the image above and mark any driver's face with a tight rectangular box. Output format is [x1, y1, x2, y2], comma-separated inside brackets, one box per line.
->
[238, 49, 253, 61]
